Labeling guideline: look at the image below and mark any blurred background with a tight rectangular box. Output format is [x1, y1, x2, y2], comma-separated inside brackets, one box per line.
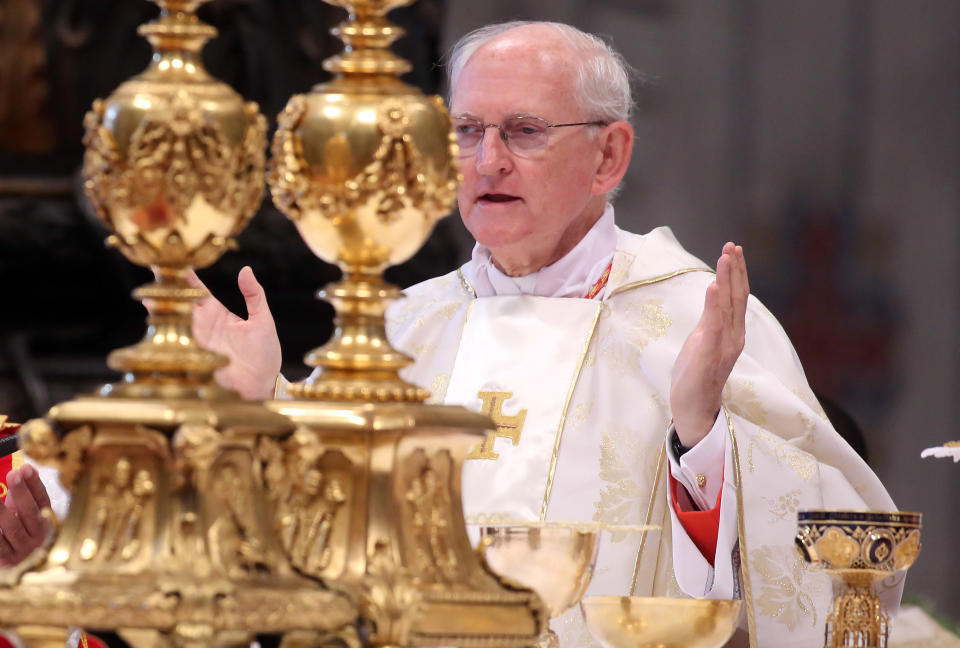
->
[1, 0, 958, 628]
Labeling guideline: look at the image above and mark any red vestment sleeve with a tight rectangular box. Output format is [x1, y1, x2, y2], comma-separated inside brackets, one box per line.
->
[82, 634, 108, 648]
[0, 423, 21, 502]
[669, 471, 723, 567]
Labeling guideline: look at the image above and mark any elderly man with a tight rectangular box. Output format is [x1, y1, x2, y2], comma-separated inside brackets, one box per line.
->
[5, 20, 896, 648]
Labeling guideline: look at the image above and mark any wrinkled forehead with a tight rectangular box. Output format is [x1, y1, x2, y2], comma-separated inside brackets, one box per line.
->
[451, 29, 580, 117]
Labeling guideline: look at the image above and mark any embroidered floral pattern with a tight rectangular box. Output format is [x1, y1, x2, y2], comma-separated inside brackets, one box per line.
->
[751, 545, 826, 631]
[428, 373, 449, 403]
[746, 430, 817, 481]
[586, 300, 671, 372]
[593, 426, 649, 543]
[724, 379, 770, 427]
[763, 489, 802, 521]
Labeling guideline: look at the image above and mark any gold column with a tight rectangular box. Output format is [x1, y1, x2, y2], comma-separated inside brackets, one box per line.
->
[0, 2, 356, 645]
[265, 1, 546, 645]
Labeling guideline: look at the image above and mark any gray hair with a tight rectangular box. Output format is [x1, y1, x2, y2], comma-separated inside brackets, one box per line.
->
[446, 21, 635, 123]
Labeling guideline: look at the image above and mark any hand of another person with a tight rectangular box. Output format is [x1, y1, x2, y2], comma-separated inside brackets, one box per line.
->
[0, 465, 52, 567]
[670, 243, 749, 447]
[187, 266, 282, 400]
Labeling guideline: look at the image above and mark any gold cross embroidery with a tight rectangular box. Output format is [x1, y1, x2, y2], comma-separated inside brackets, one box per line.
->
[467, 391, 527, 460]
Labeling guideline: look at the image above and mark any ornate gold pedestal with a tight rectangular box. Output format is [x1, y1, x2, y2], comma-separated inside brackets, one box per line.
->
[796, 510, 922, 648]
[263, 403, 544, 647]
[0, 2, 356, 645]
[266, 1, 545, 645]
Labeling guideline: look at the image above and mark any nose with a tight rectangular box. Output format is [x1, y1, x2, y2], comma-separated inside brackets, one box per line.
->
[474, 125, 513, 176]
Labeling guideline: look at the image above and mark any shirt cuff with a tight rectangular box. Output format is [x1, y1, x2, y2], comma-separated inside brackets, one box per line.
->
[665, 412, 727, 511]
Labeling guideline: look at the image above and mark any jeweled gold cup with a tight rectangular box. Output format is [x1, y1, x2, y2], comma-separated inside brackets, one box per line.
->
[796, 510, 922, 648]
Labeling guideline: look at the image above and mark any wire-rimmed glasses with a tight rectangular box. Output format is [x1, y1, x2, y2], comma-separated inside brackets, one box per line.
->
[453, 115, 607, 158]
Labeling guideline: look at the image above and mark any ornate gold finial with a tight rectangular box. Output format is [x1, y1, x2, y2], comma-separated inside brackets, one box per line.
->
[323, 0, 416, 78]
[82, 0, 267, 399]
[269, 0, 460, 403]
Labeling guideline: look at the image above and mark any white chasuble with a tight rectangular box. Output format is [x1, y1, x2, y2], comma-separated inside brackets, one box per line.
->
[444, 296, 601, 522]
[384, 225, 897, 648]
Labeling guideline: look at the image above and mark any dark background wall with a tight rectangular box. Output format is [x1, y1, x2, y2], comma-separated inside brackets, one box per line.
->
[1, 0, 958, 628]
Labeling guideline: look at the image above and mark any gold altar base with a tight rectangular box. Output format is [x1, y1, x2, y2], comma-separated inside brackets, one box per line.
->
[263, 400, 546, 648]
[0, 397, 357, 647]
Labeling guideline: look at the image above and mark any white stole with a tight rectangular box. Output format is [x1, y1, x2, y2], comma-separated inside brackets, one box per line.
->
[443, 296, 601, 521]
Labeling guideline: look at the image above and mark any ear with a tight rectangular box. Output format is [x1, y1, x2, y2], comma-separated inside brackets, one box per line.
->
[590, 121, 634, 196]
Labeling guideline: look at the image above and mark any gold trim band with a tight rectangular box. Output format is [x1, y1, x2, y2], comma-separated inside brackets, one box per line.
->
[456, 267, 477, 298]
[539, 301, 603, 520]
[630, 444, 666, 596]
[607, 267, 713, 298]
[727, 407, 758, 648]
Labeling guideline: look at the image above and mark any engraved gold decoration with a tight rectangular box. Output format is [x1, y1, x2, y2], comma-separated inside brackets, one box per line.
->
[796, 510, 922, 648]
[0, 1, 357, 644]
[580, 597, 742, 648]
[264, 0, 546, 645]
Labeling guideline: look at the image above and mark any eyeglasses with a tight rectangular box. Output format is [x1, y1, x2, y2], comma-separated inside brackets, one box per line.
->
[453, 115, 608, 158]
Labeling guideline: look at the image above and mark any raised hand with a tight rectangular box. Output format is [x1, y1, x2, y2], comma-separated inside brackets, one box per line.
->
[188, 266, 283, 400]
[670, 243, 749, 447]
[0, 465, 52, 567]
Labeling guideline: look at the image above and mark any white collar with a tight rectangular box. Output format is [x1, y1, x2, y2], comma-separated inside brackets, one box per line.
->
[468, 203, 616, 299]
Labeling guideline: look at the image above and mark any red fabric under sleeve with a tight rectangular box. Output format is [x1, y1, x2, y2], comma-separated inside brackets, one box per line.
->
[669, 471, 723, 567]
[0, 424, 19, 502]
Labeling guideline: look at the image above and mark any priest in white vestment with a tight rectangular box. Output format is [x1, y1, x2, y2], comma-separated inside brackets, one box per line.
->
[3, 20, 901, 648]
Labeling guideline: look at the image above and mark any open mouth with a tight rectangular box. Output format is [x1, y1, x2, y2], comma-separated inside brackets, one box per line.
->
[478, 193, 520, 204]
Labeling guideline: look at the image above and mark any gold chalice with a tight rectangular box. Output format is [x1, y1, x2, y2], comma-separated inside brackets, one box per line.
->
[477, 523, 600, 647]
[796, 510, 922, 648]
[580, 597, 742, 648]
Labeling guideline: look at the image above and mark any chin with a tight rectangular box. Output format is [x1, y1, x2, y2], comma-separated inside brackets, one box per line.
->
[462, 214, 532, 251]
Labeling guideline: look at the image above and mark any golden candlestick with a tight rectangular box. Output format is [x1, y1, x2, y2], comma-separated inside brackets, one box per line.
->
[796, 510, 922, 648]
[265, 1, 546, 645]
[0, 2, 356, 645]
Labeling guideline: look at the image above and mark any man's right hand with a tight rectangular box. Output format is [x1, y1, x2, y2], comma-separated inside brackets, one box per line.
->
[187, 266, 282, 400]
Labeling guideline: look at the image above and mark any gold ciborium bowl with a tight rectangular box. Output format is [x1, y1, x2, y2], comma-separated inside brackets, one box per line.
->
[269, 75, 459, 275]
[83, 0, 266, 271]
[477, 523, 600, 619]
[795, 510, 922, 648]
[580, 597, 741, 648]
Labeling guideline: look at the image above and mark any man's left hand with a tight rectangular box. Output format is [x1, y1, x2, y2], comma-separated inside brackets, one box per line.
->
[670, 243, 750, 447]
[0, 464, 52, 567]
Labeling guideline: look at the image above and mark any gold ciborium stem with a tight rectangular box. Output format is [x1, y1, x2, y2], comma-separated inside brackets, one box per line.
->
[104, 266, 227, 395]
[288, 273, 429, 402]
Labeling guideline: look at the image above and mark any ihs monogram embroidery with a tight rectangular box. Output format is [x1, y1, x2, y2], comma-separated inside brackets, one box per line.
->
[466, 391, 528, 460]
